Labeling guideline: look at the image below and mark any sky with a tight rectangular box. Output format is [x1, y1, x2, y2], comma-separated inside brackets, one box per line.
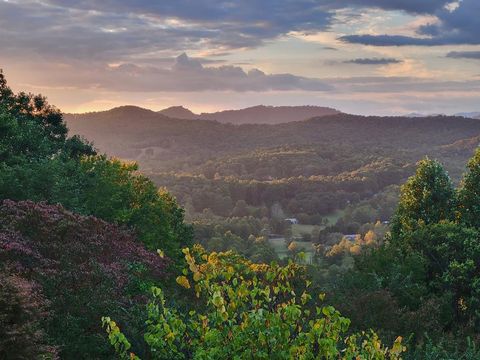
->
[1, 0, 479, 115]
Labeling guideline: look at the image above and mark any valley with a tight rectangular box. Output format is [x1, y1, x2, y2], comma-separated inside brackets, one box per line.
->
[66, 106, 480, 262]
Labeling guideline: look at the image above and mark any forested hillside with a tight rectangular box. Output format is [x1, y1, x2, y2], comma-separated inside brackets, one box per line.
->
[66, 107, 480, 172]
[66, 106, 480, 226]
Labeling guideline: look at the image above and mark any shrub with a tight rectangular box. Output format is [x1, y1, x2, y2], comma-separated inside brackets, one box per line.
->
[0, 200, 168, 359]
[104, 245, 405, 359]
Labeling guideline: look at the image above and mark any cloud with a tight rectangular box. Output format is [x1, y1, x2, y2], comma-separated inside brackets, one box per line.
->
[0, 1, 198, 62]
[328, 76, 480, 94]
[341, 0, 480, 46]
[112, 54, 333, 92]
[342, 0, 447, 14]
[31, 53, 332, 93]
[345, 58, 402, 65]
[34, 0, 335, 52]
[94, 55, 480, 94]
[0, 0, 461, 65]
[43, 0, 450, 18]
[340, 34, 449, 46]
[447, 51, 480, 59]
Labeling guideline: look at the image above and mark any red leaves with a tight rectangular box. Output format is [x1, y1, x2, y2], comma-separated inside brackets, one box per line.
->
[0, 272, 58, 359]
[0, 200, 168, 282]
[0, 200, 170, 357]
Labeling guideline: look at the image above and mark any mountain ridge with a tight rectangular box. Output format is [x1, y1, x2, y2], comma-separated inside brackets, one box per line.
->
[159, 106, 199, 120]
[158, 104, 341, 124]
[64, 106, 480, 181]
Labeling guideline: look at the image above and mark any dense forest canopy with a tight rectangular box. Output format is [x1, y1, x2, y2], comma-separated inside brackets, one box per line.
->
[66, 106, 480, 222]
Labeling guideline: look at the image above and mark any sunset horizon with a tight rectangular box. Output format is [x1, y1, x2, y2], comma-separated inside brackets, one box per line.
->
[2, 0, 479, 115]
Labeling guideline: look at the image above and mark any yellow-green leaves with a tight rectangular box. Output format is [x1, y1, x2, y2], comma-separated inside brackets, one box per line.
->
[103, 246, 405, 359]
[193, 271, 203, 282]
[391, 336, 407, 356]
[211, 290, 224, 308]
[102, 317, 139, 360]
[176, 275, 191, 289]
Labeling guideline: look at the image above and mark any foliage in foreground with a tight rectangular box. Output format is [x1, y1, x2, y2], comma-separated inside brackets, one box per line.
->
[0, 200, 169, 359]
[104, 245, 404, 359]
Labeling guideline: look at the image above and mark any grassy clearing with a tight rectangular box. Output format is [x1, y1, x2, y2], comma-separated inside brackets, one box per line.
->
[291, 209, 345, 237]
[323, 209, 345, 226]
[270, 210, 345, 263]
[292, 224, 315, 237]
[269, 237, 287, 253]
[268, 237, 315, 263]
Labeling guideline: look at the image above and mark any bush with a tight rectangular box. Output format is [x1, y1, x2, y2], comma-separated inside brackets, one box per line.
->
[104, 245, 405, 359]
[0, 200, 168, 359]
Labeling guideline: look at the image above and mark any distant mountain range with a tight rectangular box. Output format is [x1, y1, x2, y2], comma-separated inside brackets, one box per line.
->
[159, 106, 198, 120]
[71, 105, 480, 126]
[158, 105, 341, 124]
[406, 111, 480, 119]
[65, 105, 480, 178]
[404, 112, 444, 118]
[455, 112, 480, 119]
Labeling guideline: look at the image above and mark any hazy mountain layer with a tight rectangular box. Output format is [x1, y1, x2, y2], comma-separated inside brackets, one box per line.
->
[66, 106, 480, 176]
[158, 105, 340, 124]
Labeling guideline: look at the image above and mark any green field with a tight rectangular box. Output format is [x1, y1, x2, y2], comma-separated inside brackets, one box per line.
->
[323, 209, 345, 226]
[268, 237, 315, 263]
[271, 210, 345, 263]
[291, 209, 345, 238]
[291, 224, 315, 237]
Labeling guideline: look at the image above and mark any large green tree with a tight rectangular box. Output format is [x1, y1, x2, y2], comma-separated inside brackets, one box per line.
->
[0, 70, 93, 163]
[458, 148, 480, 228]
[391, 158, 455, 240]
[401, 222, 480, 326]
[334, 152, 480, 355]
